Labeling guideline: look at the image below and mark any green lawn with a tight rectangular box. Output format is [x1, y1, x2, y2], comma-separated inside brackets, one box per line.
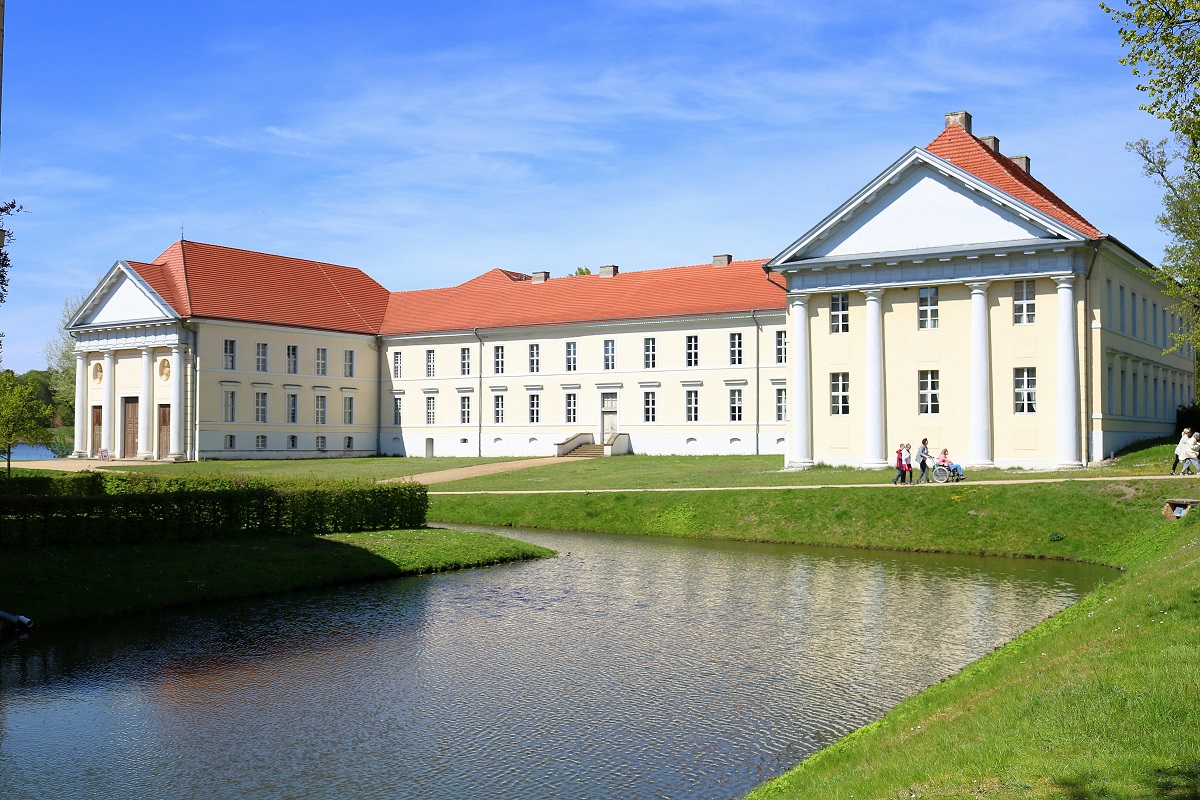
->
[0, 527, 553, 626]
[98, 454, 528, 481]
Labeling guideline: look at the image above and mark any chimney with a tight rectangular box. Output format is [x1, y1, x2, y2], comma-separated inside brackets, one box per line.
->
[599, 264, 619, 278]
[979, 135, 1000, 152]
[1009, 155, 1031, 175]
[531, 271, 549, 284]
[713, 254, 732, 267]
[944, 110, 972, 134]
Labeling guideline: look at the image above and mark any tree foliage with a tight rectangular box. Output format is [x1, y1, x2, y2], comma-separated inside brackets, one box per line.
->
[44, 292, 86, 425]
[0, 371, 55, 477]
[1101, 0, 1200, 141]
[0, 199, 24, 364]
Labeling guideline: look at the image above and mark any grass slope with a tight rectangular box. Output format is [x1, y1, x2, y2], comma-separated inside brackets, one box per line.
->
[95, 455, 525, 481]
[1, 528, 553, 626]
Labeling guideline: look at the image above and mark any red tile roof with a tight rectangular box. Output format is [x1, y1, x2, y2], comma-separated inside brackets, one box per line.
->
[128, 241, 390, 334]
[925, 124, 1104, 239]
[379, 259, 786, 336]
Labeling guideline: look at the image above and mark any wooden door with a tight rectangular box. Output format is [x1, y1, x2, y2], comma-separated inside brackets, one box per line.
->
[600, 392, 618, 439]
[122, 398, 139, 458]
[91, 406, 102, 456]
[158, 405, 170, 458]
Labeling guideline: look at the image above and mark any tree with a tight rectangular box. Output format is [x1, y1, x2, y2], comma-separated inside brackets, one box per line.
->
[0, 199, 24, 364]
[0, 370, 54, 477]
[43, 292, 86, 425]
[570, 266, 592, 276]
[1101, 1, 1200, 142]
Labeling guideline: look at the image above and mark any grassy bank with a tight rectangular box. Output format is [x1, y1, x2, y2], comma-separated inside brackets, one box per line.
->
[1, 528, 553, 626]
[430, 481, 1200, 799]
[97, 455, 526, 481]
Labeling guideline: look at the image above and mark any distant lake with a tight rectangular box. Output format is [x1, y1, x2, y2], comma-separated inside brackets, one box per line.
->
[8, 443, 57, 460]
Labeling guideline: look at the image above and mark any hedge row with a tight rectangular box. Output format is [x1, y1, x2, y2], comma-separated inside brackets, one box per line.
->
[0, 478, 428, 549]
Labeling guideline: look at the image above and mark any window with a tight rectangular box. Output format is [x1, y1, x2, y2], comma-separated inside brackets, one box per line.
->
[287, 435, 298, 450]
[1132, 373, 1139, 417]
[343, 396, 354, 425]
[918, 287, 939, 329]
[256, 343, 268, 372]
[460, 347, 471, 376]
[316, 435, 327, 451]
[1013, 280, 1036, 324]
[1143, 298, 1149, 340]
[918, 370, 940, 414]
[529, 344, 540, 374]
[393, 351, 402, 379]
[729, 333, 743, 365]
[830, 293, 849, 333]
[344, 436, 354, 450]
[315, 347, 327, 376]
[286, 345, 299, 375]
[255, 435, 267, 450]
[775, 387, 787, 422]
[494, 345, 505, 374]
[254, 391, 268, 423]
[565, 393, 577, 423]
[223, 390, 236, 422]
[566, 342, 577, 372]
[343, 350, 355, 378]
[685, 335, 699, 367]
[392, 397, 403, 425]
[1121, 369, 1128, 415]
[1014, 368, 1037, 413]
[1154, 303, 1159, 345]
[286, 393, 298, 424]
[224, 434, 236, 449]
[603, 340, 615, 370]
[493, 394, 505, 423]
[729, 389, 743, 421]
[315, 395, 327, 425]
[529, 393, 540, 423]
[425, 349, 435, 378]
[643, 338, 656, 369]
[830, 373, 849, 415]
[643, 391, 656, 422]
[1119, 286, 1126, 332]
[1131, 292, 1138, 338]
[460, 395, 471, 425]
[425, 396, 436, 425]
[775, 330, 787, 364]
[223, 339, 237, 370]
[685, 389, 699, 422]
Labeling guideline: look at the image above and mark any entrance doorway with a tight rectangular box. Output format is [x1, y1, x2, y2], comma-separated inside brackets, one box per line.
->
[600, 392, 618, 440]
[122, 398, 139, 458]
[425, 437, 435, 457]
[91, 406, 102, 456]
[158, 405, 171, 458]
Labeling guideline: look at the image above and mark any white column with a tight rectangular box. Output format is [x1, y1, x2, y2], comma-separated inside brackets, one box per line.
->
[1054, 276, 1082, 468]
[786, 293, 813, 469]
[72, 352, 88, 456]
[862, 288, 887, 467]
[967, 281, 994, 467]
[100, 351, 115, 456]
[138, 348, 154, 459]
[169, 344, 185, 460]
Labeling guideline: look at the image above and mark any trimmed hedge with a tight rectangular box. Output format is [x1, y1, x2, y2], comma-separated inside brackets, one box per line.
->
[0, 473, 428, 548]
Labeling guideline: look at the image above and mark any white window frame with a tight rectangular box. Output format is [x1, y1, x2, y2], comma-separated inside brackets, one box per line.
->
[1013, 280, 1036, 324]
[460, 395, 471, 425]
[603, 339, 615, 370]
[494, 345, 505, 375]
[425, 349, 435, 378]
[831, 373, 849, 416]
[529, 393, 540, 423]
[1014, 367, 1037, 414]
[255, 342, 268, 373]
[918, 370, 940, 415]
[775, 330, 787, 364]
[343, 396, 354, 425]
[775, 387, 787, 422]
[918, 287, 939, 330]
[314, 395, 327, 425]
[316, 435, 327, 451]
[830, 293, 849, 334]
[255, 434, 267, 450]
[729, 388, 743, 421]
[286, 344, 299, 375]
[729, 333, 743, 366]
[566, 342, 577, 372]
[392, 397, 402, 425]
[643, 391, 655, 422]
[529, 344, 540, 374]
[254, 391, 268, 423]
[286, 392, 298, 424]
[223, 339, 237, 370]
[315, 347, 328, 376]
[685, 389, 699, 422]
[643, 337, 656, 369]
[223, 390, 236, 423]
[393, 351, 402, 379]
[565, 393, 577, 423]
[493, 394, 505, 423]
[460, 347, 471, 377]
[343, 349, 355, 378]
[425, 396, 436, 425]
[685, 335, 699, 367]
[224, 434, 236, 450]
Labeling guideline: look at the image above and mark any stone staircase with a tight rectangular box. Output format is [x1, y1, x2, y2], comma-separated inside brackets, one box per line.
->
[565, 443, 605, 458]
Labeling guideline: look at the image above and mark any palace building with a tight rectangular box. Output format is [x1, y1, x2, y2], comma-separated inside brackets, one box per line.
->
[67, 112, 1192, 467]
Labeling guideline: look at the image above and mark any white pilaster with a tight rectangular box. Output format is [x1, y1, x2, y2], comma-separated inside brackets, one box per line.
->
[786, 293, 812, 469]
[967, 281, 994, 467]
[100, 351, 115, 456]
[72, 353, 88, 457]
[1054, 276, 1082, 468]
[138, 348, 154, 459]
[169, 345, 185, 460]
[862, 288, 887, 467]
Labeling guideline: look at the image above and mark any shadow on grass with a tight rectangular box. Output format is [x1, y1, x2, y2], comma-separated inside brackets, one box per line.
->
[1054, 763, 1200, 800]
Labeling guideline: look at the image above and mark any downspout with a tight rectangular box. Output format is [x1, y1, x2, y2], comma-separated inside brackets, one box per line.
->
[186, 322, 199, 461]
[473, 327, 484, 457]
[375, 335, 384, 456]
[1083, 240, 1101, 464]
[751, 309, 761, 455]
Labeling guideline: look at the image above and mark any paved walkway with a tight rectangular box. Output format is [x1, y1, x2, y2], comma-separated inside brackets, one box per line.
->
[381, 457, 570, 485]
[11, 458, 127, 472]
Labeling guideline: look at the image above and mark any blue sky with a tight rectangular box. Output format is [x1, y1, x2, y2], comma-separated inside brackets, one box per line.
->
[0, 0, 1173, 373]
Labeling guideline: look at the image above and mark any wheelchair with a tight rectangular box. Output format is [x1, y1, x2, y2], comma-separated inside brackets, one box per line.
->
[932, 464, 965, 483]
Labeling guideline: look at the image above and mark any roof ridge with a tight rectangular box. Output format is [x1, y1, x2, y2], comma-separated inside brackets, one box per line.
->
[314, 259, 377, 333]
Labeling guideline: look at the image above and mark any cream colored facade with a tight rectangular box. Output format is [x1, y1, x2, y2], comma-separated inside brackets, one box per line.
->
[379, 313, 790, 457]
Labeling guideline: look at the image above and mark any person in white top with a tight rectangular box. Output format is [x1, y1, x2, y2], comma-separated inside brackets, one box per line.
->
[1172, 427, 1193, 475]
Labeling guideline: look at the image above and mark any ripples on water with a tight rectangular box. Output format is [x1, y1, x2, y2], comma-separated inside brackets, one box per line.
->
[0, 527, 1112, 800]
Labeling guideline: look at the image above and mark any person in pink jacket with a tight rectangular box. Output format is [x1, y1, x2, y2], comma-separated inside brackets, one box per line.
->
[937, 448, 964, 480]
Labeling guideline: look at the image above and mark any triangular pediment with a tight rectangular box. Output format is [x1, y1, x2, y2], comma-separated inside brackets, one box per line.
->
[768, 148, 1087, 269]
[70, 261, 179, 329]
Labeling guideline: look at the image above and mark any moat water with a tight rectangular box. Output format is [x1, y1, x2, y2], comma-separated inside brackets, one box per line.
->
[0, 526, 1114, 800]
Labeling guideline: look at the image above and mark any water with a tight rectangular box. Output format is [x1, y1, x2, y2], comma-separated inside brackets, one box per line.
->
[0, 526, 1113, 800]
[7, 443, 56, 460]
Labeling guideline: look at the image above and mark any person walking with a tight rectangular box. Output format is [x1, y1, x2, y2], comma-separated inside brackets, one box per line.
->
[903, 443, 915, 484]
[892, 443, 906, 485]
[915, 438, 932, 483]
[1182, 433, 1200, 476]
[1172, 427, 1193, 475]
